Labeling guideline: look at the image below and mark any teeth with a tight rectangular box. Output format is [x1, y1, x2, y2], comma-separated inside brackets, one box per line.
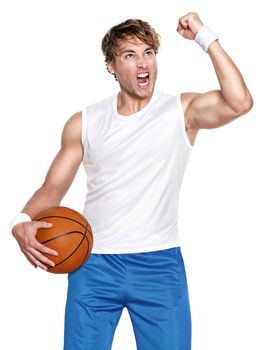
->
[137, 73, 149, 78]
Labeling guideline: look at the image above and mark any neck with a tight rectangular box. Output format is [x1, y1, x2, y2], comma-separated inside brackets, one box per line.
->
[117, 90, 154, 116]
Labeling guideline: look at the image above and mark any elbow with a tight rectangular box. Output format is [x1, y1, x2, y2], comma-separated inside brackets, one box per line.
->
[240, 92, 254, 114]
[233, 91, 254, 117]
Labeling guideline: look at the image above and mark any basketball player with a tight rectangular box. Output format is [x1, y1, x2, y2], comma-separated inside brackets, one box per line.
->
[11, 12, 253, 350]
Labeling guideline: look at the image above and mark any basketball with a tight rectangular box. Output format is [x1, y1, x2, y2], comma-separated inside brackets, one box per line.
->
[33, 206, 93, 274]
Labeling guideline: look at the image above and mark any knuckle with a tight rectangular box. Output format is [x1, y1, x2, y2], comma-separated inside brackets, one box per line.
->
[35, 242, 45, 252]
[31, 221, 40, 229]
[28, 241, 36, 249]
[20, 247, 26, 254]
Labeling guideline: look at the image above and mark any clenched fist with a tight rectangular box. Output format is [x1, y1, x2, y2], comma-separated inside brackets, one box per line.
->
[177, 12, 204, 40]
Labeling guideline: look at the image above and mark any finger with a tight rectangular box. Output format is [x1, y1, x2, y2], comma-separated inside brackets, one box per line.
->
[20, 230, 58, 257]
[34, 240, 58, 256]
[177, 27, 192, 40]
[30, 221, 58, 256]
[177, 26, 186, 37]
[28, 247, 56, 269]
[177, 22, 184, 32]
[24, 252, 38, 268]
[25, 251, 49, 271]
[32, 220, 53, 229]
[178, 14, 190, 29]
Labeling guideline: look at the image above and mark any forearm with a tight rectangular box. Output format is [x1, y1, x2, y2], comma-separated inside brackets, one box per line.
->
[22, 183, 65, 219]
[208, 40, 253, 112]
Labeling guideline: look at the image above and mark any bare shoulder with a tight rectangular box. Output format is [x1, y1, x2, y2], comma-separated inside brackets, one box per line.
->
[64, 111, 82, 131]
[62, 111, 82, 145]
[180, 92, 201, 114]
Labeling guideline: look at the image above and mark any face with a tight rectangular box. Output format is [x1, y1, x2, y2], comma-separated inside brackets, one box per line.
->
[107, 36, 158, 100]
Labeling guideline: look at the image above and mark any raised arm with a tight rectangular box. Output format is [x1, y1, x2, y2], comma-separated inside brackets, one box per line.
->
[177, 12, 253, 145]
[12, 112, 83, 270]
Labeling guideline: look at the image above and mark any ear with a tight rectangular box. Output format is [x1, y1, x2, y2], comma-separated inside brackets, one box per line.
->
[106, 61, 115, 75]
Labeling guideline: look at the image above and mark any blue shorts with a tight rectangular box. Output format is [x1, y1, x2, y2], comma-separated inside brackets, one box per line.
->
[64, 247, 191, 350]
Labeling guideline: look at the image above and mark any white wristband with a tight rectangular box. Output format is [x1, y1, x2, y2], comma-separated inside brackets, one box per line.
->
[194, 25, 219, 53]
[10, 212, 32, 232]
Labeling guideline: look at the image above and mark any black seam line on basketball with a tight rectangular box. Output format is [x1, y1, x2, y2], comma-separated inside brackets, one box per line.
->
[36, 215, 87, 230]
[48, 234, 87, 269]
[41, 231, 85, 244]
[49, 235, 89, 269]
[72, 209, 89, 233]
[81, 238, 90, 265]
[71, 209, 88, 224]
[72, 209, 88, 233]
[48, 206, 88, 231]
[36, 215, 89, 231]
[76, 236, 90, 267]
[58, 206, 87, 224]
[49, 235, 87, 268]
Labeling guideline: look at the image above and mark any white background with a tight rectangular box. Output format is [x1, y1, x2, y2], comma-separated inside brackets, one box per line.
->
[1, 0, 262, 349]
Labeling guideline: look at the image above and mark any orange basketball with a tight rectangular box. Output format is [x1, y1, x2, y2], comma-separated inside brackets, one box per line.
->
[33, 206, 93, 274]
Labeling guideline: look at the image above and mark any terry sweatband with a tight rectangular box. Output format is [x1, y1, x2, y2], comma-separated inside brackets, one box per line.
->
[194, 25, 219, 52]
[10, 212, 32, 232]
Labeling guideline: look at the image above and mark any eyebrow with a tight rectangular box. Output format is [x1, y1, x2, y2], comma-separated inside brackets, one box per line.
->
[118, 47, 154, 55]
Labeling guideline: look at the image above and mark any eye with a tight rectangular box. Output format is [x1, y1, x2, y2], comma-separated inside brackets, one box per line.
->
[145, 50, 154, 56]
[125, 53, 135, 59]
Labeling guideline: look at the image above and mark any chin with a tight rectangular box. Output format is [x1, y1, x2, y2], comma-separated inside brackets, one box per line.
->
[136, 85, 154, 98]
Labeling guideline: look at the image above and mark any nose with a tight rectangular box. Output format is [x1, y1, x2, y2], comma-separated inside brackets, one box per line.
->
[137, 55, 148, 69]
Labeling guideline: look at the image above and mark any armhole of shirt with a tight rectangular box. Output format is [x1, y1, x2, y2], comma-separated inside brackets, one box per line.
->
[177, 94, 193, 149]
[81, 107, 87, 147]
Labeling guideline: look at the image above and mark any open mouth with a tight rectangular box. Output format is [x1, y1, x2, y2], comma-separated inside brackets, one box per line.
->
[137, 72, 149, 86]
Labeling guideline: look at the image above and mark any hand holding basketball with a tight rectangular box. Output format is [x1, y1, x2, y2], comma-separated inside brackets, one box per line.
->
[12, 220, 58, 270]
[13, 206, 93, 273]
[33, 206, 93, 273]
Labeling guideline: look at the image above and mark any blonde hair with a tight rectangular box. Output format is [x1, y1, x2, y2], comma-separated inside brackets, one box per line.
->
[101, 19, 160, 62]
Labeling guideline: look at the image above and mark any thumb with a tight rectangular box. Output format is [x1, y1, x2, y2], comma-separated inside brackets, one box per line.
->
[177, 22, 184, 35]
[176, 15, 195, 40]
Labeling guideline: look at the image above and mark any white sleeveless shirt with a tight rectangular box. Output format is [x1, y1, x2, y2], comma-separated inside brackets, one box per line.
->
[81, 90, 192, 253]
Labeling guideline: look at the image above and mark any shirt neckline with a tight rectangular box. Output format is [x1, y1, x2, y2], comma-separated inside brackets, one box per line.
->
[113, 90, 159, 121]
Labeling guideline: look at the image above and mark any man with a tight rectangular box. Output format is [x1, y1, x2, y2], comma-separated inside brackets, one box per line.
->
[11, 12, 253, 350]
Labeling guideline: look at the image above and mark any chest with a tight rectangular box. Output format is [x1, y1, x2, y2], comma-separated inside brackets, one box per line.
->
[85, 109, 180, 169]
